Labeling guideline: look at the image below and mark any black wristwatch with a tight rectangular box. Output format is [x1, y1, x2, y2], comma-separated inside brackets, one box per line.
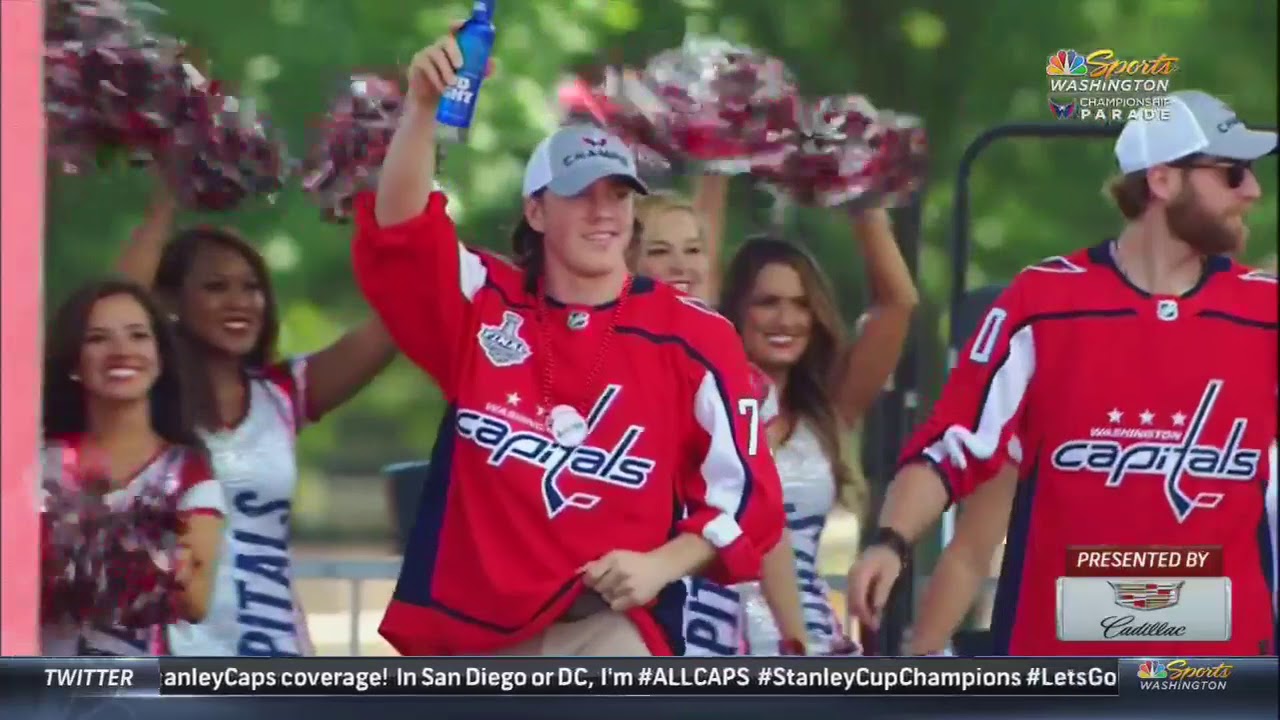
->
[869, 527, 912, 568]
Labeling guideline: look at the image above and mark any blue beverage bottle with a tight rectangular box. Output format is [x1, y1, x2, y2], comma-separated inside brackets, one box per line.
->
[436, 0, 496, 142]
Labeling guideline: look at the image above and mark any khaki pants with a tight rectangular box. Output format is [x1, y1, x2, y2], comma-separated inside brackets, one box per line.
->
[491, 610, 652, 656]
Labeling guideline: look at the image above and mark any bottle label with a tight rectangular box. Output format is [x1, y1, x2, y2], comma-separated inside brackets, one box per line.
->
[442, 76, 476, 106]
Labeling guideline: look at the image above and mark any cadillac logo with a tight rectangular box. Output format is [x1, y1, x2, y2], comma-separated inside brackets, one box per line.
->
[1108, 581, 1184, 611]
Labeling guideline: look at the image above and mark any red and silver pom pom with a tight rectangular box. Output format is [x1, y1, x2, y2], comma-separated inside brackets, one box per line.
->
[41, 471, 185, 629]
[753, 95, 927, 209]
[44, 0, 190, 173]
[861, 109, 928, 208]
[636, 36, 799, 170]
[161, 80, 292, 212]
[301, 74, 404, 222]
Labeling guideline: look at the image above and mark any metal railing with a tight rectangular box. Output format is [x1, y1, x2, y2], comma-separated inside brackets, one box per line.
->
[295, 558, 401, 655]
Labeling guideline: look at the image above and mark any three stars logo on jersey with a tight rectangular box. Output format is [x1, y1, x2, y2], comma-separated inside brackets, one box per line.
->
[1050, 379, 1263, 523]
[456, 384, 658, 518]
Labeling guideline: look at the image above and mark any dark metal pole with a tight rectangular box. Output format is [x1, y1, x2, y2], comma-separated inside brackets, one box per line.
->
[948, 119, 1273, 366]
[947, 123, 1123, 343]
[865, 186, 926, 656]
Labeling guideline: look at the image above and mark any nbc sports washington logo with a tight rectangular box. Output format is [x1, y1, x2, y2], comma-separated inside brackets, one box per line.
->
[1045, 48, 1177, 122]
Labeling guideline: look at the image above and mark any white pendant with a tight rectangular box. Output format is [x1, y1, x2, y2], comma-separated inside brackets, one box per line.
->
[547, 404, 588, 447]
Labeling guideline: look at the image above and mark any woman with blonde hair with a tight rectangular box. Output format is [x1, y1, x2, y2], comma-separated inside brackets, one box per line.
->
[117, 175, 398, 657]
[629, 178, 729, 301]
[631, 173, 918, 655]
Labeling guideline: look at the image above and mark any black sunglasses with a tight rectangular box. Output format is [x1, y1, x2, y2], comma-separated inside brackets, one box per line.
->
[1171, 157, 1254, 189]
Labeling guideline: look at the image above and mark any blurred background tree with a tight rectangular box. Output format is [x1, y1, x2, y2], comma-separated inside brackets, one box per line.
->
[45, 0, 1277, 541]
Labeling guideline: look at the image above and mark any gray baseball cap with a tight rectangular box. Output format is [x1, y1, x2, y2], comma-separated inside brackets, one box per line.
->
[521, 124, 649, 198]
[1115, 89, 1277, 173]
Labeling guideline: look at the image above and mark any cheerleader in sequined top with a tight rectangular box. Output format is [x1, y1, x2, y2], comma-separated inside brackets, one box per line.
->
[631, 177, 919, 654]
[116, 183, 399, 656]
[41, 279, 225, 655]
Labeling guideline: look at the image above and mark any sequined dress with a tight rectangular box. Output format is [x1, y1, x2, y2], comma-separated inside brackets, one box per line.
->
[684, 419, 847, 655]
[167, 360, 314, 656]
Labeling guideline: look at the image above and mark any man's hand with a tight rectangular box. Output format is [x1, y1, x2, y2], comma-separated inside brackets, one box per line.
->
[846, 544, 904, 630]
[407, 31, 463, 110]
[580, 550, 672, 611]
[406, 23, 499, 111]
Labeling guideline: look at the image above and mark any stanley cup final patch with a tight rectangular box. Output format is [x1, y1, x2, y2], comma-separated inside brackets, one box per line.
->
[477, 311, 532, 367]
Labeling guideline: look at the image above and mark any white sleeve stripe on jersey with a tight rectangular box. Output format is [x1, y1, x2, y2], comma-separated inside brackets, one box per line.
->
[460, 242, 487, 301]
[923, 324, 1036, 473]
[1267, 442, 1277, 614]
[692, 370, 748, 548]
[178, 479, 227, 515]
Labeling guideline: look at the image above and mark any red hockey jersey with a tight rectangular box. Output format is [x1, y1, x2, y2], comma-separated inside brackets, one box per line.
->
[900, 242, 1277, 656]
[352, 192, 784, 656]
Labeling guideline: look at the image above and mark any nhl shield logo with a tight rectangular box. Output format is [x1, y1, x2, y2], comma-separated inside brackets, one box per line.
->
[477, 311, 532, 367]
[1108, 581, 1184, 611]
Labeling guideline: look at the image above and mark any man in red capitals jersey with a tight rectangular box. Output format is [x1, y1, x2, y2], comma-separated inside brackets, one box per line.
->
[352, 31, 784, 656]
[847, 89, 1278, 656]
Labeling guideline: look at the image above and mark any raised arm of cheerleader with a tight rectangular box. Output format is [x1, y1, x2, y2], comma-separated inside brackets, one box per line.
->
[692, 174, 730, 297]
[116, 176, 178, 286]
[298, 318, 398, 420]
[832, 204, 919, 426]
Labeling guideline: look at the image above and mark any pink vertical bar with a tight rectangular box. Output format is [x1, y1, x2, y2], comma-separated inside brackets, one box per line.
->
[1, 0, 45, 655]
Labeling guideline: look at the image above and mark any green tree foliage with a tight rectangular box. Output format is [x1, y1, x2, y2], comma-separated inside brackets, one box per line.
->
[46, 0, 1277, 491]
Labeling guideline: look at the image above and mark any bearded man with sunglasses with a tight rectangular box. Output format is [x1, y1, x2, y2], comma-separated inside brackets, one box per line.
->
[847, 89, 1278, 656]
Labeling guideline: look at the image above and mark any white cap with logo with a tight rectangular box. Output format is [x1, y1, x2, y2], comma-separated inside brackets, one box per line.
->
[522, 124, 649, 198]
[1114, 90, 1277, 174]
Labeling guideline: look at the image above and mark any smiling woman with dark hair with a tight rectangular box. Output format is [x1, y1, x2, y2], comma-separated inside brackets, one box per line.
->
[634, 171, 919, 656]
[701, 204, 918, 656]
[41, 278, 224, 656]
[116, 177, 399, 657]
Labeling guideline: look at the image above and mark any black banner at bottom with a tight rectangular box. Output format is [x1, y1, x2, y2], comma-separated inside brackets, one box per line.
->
[156, 659, 1119, 696]
[1, 656, 1127, 697]
[4, 656, 1274, 701]
[3, 657, 1276, 720]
